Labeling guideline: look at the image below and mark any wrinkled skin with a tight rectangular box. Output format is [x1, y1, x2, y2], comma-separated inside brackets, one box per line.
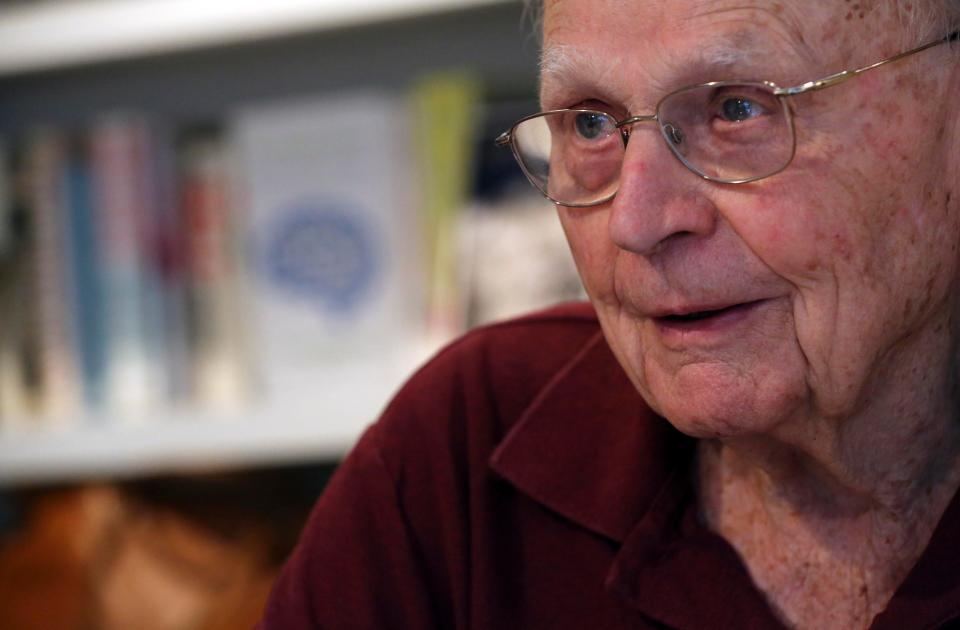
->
[542, 0, 960, 466]
[541, 0, 960, 625]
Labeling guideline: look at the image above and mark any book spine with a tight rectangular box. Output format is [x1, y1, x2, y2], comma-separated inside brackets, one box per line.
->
[0, 138, 30, 425]
[179, 129, 250, 409]
[90, 115, 164, 415]
[25, 130, 81, 420]
[148, 122, 190, 405]
[63, 135, 105, 410]
[410, 74, 480, 343]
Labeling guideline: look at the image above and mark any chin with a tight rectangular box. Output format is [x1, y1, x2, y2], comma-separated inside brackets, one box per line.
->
[639, 361, 804, 441]
[658, 408, 772, 441]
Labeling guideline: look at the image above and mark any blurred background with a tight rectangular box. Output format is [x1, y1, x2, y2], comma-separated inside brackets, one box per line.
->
[0, 0, 584, 628]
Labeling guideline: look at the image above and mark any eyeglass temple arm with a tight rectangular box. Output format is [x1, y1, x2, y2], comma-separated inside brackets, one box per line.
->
[777, 30, 960, 96]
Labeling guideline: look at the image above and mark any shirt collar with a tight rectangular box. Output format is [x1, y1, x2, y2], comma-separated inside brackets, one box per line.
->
[487, 324, 960, 628]
[488, 330, 692, 543]
[487, 330, 782, 627]
[871, 487, 960, 629]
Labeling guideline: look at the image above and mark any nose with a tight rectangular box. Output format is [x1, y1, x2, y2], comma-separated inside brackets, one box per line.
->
[608, 124, 718, 256]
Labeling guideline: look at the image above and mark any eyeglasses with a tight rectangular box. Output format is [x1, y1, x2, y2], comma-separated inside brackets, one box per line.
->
[496, 31, 960, 208]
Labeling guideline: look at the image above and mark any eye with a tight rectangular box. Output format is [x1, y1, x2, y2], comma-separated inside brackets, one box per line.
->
[720, 97, 765, 122]
[573, 111, 615, 140]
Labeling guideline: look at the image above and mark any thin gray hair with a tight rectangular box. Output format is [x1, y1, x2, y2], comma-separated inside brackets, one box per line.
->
[894, 0, 960, 45]
[522, 1, 960, 53]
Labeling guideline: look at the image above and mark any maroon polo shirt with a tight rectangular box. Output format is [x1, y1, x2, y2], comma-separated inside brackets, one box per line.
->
[259, 302, 960, 629]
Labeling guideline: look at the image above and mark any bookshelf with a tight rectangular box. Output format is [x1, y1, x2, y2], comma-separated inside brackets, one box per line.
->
[0, 0, 543, 485]
[0, 0, 515, 77]
[0, 344, 427, 484]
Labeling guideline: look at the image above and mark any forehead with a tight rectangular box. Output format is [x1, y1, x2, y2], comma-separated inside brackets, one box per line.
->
[542, 0, 904, 49]
[540, 0, 907, 105]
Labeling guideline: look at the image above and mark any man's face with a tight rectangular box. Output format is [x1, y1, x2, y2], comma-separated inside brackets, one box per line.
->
[542, 0, 960, 439]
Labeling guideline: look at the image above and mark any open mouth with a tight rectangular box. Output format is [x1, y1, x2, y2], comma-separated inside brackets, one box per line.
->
[663, 307, 733, 322]
[657, 301, 762, 327]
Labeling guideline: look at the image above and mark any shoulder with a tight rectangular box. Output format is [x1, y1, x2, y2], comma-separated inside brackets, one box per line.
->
[423, 300, 599, 370]
[370, 301, 602, 461]
[351, 299, 612, 487]
[404, 300, 599, 401]
[260, 302, 618, 628]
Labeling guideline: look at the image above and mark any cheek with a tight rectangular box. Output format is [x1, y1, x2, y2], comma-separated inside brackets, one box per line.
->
[729, 103, 936, 287]
[557, 206, 618, 297]
[724, 115, 958, 381]
[722, 174, 855, 285]
[891, 196, 960, 324]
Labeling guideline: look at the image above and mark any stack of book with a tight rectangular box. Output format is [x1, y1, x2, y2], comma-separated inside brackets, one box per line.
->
[0, 78, 482, 433]
[0, 118, 247, 426]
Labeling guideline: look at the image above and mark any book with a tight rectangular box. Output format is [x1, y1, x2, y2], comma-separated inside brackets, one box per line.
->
[0, 140, 11, 256]
[177, 127, 251, 410]
[63, 134, 107, 410]
[89, 114, 169, 416]
[0, 138, 35, 424]
[23, 129, 82, 421]
[148, 121, 191, 406]
[459, 192, 585, 327]
[230, 92, 426, 402]
[410, 73, 480, 344]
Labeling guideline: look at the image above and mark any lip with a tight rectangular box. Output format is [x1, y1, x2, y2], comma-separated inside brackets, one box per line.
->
[652, 299, 768, 346]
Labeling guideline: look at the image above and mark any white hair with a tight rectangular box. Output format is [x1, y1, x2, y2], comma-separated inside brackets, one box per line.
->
[524, 1, 960, 51]
[895, 0, 960, 45]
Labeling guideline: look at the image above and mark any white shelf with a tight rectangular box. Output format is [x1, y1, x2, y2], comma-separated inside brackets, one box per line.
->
[0, 346, 434, 485]
[0, 411, 360, 485]
[0, 0, 515, 77]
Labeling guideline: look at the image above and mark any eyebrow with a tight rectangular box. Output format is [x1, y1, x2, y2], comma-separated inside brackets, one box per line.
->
[540, 30, 807, 103]
[699, 35, 764, 70]
[542, 42, 762, 72]
[538, 43, 624, 108]
[698, 27, 816, 77]
[540, 43, 614, 86]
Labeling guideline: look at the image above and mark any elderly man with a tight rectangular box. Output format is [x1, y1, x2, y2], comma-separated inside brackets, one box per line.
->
[260, 1, 960, 628]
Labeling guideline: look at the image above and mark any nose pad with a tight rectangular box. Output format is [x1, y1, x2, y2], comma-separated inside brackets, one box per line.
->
[663, 122, 684, 146]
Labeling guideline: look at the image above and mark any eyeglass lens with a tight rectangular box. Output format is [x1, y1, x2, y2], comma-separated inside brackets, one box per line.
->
[510, 83, 795, 206]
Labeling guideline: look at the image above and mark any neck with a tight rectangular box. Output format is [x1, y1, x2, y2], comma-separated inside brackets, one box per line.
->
[698, 320, 960, 628]
[702, 405, 960, 520]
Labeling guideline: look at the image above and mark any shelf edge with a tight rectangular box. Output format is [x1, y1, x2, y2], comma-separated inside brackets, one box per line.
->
[0, 0, 517, 77]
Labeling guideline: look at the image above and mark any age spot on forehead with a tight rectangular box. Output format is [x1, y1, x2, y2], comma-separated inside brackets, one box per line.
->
[844, 0, 875, 20]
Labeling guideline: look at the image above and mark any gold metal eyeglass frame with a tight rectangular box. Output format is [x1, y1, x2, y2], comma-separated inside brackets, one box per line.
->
[496, 30, 960, 207]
